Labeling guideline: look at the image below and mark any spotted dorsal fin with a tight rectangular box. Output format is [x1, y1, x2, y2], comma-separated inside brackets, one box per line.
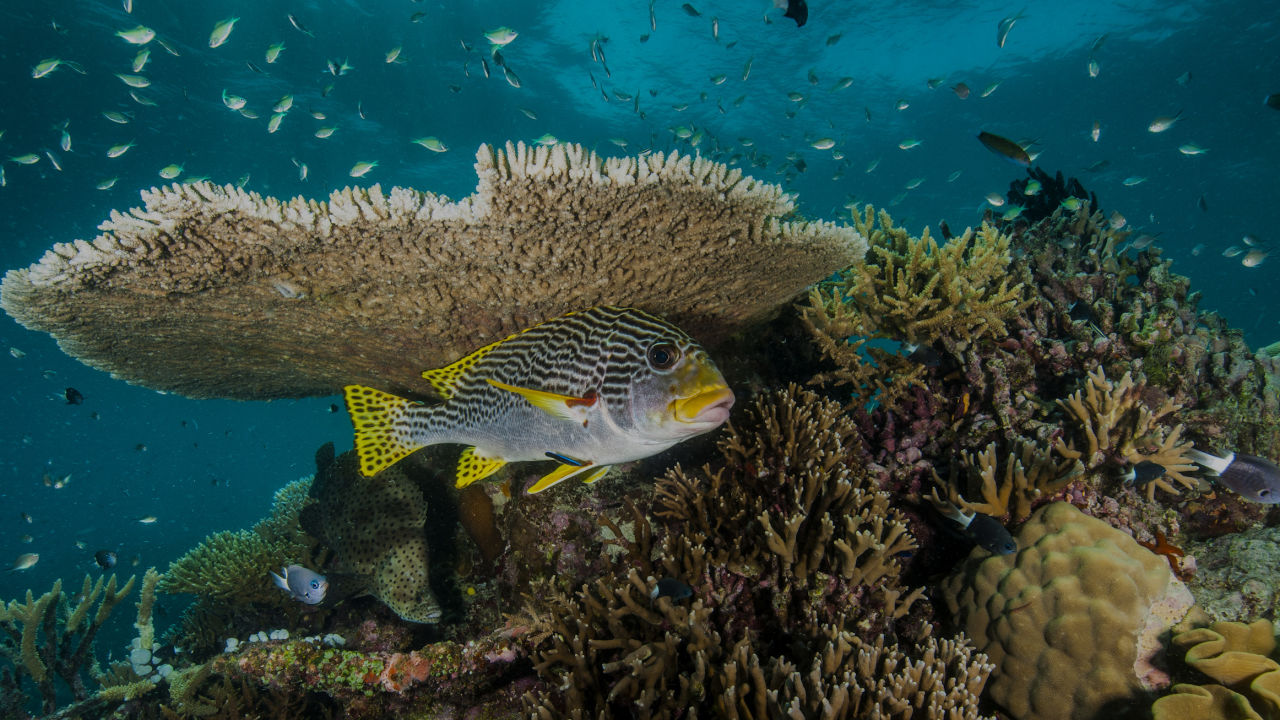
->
[455, 446, 507, 488]
[421, 338, 507, 399]
[487, 378, 596, 421]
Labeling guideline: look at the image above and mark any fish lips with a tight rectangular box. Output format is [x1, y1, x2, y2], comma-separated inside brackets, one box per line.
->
[673, 386, 735, 427]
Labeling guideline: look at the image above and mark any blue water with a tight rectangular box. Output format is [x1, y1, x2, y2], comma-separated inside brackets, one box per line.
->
[0, 0, 1277, 647]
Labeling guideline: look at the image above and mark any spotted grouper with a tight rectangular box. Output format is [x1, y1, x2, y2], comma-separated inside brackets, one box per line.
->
[344, 306, 735, 493]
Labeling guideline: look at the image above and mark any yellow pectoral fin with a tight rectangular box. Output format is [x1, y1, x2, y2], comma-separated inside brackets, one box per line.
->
[486, 378, 596, 421]
[527, 463, 607, 494]
[581, 467, 609, 484]
[455, 447, 507, 488]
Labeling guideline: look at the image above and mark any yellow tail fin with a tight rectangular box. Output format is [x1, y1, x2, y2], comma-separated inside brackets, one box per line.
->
[343, 385, 423, 477]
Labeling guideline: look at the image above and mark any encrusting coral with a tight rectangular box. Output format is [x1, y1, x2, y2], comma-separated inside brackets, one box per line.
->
[943, 501, 1196, 720]
[521, 385, 994, 719]
[1151, 619, 1280, 720]
[0, 141, 865, 399]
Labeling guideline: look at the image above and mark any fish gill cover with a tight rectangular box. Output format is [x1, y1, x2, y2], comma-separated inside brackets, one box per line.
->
[1, 0, 1280, 718]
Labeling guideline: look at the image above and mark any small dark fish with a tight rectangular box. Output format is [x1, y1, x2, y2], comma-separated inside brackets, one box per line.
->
[650, 577, 693, 602]
[1068, 302, 1095, 323]
[966, 513, 1017, 555]
[903, 343, 942, 367]
[952, 83, 970, 99]
[246, 61, 265, 74]
[94, 549, 117, 569]
[1265, 94, 1280, 111]
[270, 564, 329, 604]
[1123, 460, 1166, 485]
[826, 33, 842, 46]
[1198, 194, 1208, 213]
[65, 387, 84, 405]
[773, 0, 807, 27]
[681, 3, 700, 16]
[977, 131, 1031, 167]
[329, 403, 339, 413]
[938, 220, 954, 240]
[1214, 454, 1280, 503]
[931, 494, 1016, 555]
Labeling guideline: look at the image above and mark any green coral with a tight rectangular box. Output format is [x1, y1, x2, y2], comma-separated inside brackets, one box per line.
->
[0, 573, 139, 714]
[159, 476, 316, 604]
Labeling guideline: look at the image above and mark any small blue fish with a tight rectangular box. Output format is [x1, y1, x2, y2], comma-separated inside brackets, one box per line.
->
[650, 577, 693, 603]
[1188, 450, 1280, 503]
[929, 492, 1017, 555]
[270, 564, 328, 604]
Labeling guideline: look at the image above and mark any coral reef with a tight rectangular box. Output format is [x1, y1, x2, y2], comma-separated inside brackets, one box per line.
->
[163, 632, 528, 719]
[160, 476, 317, 605]
[0, 569, 167, 718]
[942, 502, 1196, 720]
[1053, 367, 1200, 500]
[1183, 525, 1280, 621]
[1152, 620, 1280, 720]
[804, 205, 1029, 410]
[0, 141, 865, 399]
[933, 440, 1077, 522]
[521, 385, 993, 718]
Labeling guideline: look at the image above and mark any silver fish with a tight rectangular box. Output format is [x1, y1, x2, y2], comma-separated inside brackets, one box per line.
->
[270, 564, 328, 604]
[343, 307, 733, 493]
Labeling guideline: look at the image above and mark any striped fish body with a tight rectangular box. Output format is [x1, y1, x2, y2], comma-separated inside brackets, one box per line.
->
[345, 306, 734, 493]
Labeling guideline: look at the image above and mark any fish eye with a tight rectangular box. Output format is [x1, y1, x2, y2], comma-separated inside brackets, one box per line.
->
[310, 580, 320, 589]
[646, 343, 680, 371]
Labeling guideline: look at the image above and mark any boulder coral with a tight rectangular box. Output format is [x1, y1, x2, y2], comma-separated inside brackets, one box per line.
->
[942, 501, 1196, 720]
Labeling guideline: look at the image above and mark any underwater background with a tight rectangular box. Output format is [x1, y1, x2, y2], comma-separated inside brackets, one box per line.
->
[2, 0, 1280, 716]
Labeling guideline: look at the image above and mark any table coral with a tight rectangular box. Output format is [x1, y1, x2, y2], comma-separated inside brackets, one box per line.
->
[942, 501, 1196, 720]
[0, 141, 864, 400]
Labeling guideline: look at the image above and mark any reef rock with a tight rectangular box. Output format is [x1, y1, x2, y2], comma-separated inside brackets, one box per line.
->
[942, 501, 1195, 720]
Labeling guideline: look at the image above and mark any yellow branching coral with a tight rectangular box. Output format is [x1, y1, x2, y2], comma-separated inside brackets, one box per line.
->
[933, 440, 1079, 521]
[1, 141, 865, 400]
[804, 205, 1030, 409]
[1054, 367, 1200, 500]
[0, 573, 139, 714]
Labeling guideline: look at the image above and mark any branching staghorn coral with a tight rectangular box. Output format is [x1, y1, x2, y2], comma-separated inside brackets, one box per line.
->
[804, 205, 1030, 409]
[933, 440, 1079, 521]
[521, 385, 994, 718]
[0, 573, 137, 714]
[1053, 367, 1200, 500]
[161, 477, 316, 605]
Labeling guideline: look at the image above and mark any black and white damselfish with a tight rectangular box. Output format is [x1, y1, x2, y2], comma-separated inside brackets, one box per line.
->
[344, 306, 735, 493]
